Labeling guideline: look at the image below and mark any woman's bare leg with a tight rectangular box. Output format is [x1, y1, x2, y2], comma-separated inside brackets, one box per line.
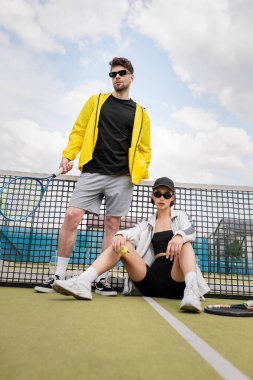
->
[91, 245, 122, 276]
[171, 242, 197, 282]
[92, 241, 147, 282]
[171, 242, 201, 312]
[120, 242, 147, 281]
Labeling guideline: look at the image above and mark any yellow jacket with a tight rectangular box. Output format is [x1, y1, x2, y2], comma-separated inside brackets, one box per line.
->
[62, 93, 151, 184]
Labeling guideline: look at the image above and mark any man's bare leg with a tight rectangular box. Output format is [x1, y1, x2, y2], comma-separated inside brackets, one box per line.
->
[95, 215, 121, 295]
[33, 207, 85, 293]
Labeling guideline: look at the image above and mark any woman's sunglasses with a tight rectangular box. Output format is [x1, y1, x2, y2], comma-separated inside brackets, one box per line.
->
[109, 69, 131, 78]
[153, 191, 173, 199]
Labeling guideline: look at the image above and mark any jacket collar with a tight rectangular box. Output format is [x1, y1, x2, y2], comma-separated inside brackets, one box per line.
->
[100, 92, 142, 109]
[148, 208, 180, 228]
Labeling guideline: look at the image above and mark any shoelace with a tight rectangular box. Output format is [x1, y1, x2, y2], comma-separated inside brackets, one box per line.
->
[69, 276, 80, 285]
[44, 275, 58, 284]
[68, 276, 90, 290]
[100, 280, 112, 289]
[185, 286, 203, 300]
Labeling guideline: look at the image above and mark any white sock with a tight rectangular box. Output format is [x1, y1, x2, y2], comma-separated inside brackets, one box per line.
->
[79, 267, 98, 283]
[185, 271, 197, 289]
[55, 256, 70, 279]
[96, 271, 109, 283]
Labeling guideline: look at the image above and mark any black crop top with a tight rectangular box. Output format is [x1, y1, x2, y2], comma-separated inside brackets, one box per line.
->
[151, 230, 174, 255]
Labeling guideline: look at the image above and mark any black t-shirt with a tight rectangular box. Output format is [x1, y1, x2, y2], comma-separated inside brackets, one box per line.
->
[82, 95, 136, 175]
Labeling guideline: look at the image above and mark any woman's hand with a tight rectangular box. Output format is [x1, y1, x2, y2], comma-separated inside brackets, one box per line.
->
[112, 234, 127, 254]
[166, 235, 183, 260]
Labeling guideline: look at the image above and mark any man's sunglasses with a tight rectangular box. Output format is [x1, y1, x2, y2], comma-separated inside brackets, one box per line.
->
[109, 69, 131, 78]
[153, 191, 173, 199]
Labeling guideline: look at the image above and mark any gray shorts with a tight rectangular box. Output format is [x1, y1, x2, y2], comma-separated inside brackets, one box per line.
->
[69, 173, 134, 216]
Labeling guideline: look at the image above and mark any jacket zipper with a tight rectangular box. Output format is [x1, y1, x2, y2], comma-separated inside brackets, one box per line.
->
[93, 93, 101, 148]
[131, 106, 143, 174]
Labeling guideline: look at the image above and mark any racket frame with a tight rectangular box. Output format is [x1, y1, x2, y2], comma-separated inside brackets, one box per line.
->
[0, 173, 57, 222]
[204, 301, 253, 317]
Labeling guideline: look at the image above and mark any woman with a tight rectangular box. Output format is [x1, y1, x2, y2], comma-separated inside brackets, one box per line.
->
[53, 177, 210, 312]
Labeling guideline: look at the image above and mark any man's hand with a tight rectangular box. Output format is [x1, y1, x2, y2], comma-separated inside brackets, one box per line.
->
[60, 158, 73, 174]
[112, 235, 127, 254]
[166, 235, 184, 260]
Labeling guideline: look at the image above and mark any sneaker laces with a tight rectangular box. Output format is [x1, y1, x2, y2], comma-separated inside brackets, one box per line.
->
[98, 278, 113, 289]
[100, 280, 111, 288]
[185, 286, 202, 300]
[66, 276, 88, 289]
[44, 275, 59, 284]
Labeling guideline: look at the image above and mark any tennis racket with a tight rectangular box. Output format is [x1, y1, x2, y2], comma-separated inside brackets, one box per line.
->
[0, 164, 72, 222]
[204, 300, 253, 317]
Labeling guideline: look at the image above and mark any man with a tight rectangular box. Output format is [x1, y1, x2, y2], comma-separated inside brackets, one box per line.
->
[34, 57, 151, 295]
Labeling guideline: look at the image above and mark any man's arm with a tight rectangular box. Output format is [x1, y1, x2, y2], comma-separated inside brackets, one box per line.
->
[62, 95, 96, 161]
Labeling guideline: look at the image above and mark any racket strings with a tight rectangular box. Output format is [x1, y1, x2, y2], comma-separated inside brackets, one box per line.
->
[1, 178, 42, 220]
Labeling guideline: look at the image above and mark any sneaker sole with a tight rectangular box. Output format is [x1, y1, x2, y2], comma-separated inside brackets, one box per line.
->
[95, 289, 117, 296]
[180, 302, 202, 313]
[53, 283, 92, 300]
[34, 286, 56, 293]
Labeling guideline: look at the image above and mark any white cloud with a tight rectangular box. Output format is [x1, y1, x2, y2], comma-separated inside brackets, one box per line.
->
[38, 0, 129, 42]
[7, 109, 252, 186]
[149, 107, 253, 185]
[0, 33, 107, 129]
[0, 119, 73, 173]
[0, 0, 64, 53]
[129, 0, 253, 124]
[0, 36, 107, 175]
[1, 0, 252, 188]
[60, 81, 108, 121]
[0, 0, 129, 53]
[0, 34, 64, 127]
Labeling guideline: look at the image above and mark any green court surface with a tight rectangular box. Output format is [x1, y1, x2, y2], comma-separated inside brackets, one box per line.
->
[0, 288, 252, 380]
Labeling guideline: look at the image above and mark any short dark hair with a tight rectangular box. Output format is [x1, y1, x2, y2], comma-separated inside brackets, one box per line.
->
[109, 57, 134, 74]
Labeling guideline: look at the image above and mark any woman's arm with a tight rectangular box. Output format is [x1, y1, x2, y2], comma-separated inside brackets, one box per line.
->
[174, 211, 196, 243]
[114, 222, 143, 248]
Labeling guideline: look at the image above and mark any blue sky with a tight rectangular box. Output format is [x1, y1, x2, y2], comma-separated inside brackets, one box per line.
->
[0, 0, 253, 186]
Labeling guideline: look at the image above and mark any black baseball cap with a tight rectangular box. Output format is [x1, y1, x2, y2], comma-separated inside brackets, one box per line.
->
[152, 177, 175, 193]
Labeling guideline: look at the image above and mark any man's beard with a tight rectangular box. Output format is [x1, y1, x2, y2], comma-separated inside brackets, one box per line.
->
[113, 82, 130, 93]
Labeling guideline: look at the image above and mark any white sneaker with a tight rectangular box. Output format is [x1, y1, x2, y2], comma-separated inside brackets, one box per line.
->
[53, 277, 92, 300]
[180, 287, 202, 312]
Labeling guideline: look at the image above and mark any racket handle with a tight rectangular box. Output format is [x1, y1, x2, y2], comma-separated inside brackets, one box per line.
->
[54, 161, 73, 177]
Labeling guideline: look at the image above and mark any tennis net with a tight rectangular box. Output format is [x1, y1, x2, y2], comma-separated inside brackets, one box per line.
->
[0, 170, 252, 299]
